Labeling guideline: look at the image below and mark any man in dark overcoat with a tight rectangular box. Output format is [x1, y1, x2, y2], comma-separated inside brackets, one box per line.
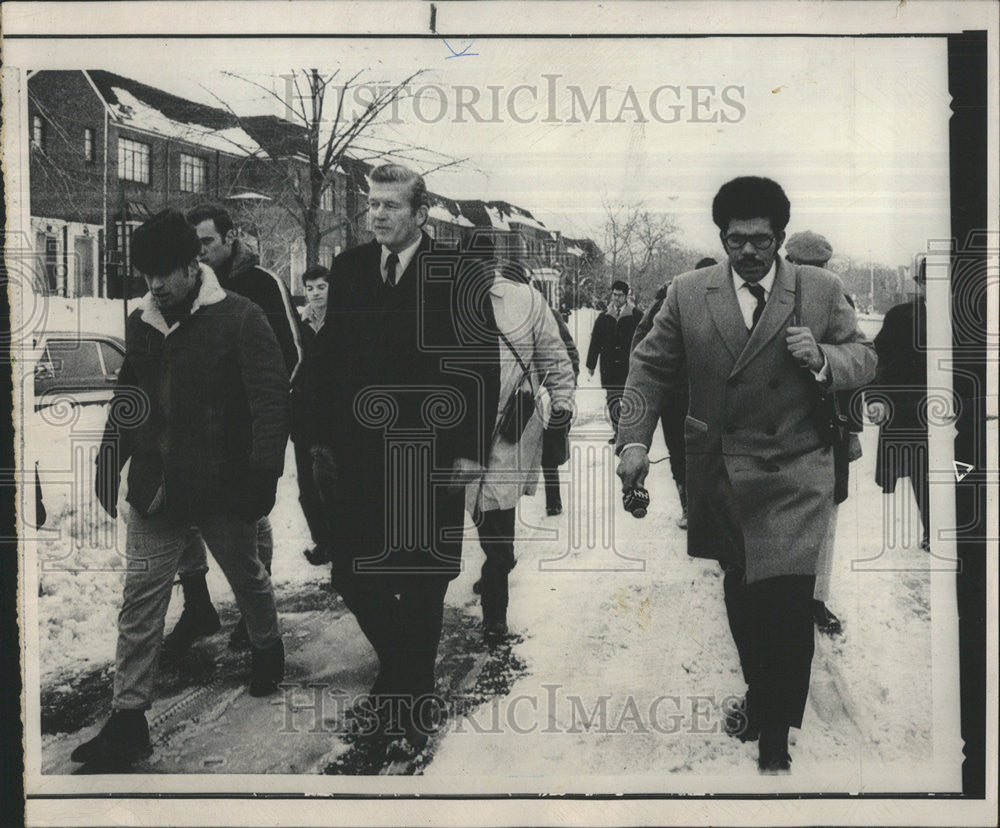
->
[868, 255, 930, 550]
[616, 177, 876, 772]
[586, 280, 643, 442]
[305, 164, 499, 751]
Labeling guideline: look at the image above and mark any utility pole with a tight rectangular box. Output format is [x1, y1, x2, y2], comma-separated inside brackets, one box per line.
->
[121, 179, 129, 332]
[869, 258, 875, 314]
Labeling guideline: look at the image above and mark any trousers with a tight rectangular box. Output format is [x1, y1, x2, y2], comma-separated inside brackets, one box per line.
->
[475, 508, 517, 616]
[114, 509, 280, 710]
[178, 515, 274, 576]
[722, 567, 816, 729]
[330, 563, 450, 702]
[293, 439, 331, 547]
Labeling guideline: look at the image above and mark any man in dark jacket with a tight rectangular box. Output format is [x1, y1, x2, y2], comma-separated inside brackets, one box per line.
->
[294, 265, 333, 566]
[868, 255, 929, 551]
[305, 164, 499, 756]
[73, 209, 288, 768]
[586, 280, 643, 442]
[160, 204, 303, 656]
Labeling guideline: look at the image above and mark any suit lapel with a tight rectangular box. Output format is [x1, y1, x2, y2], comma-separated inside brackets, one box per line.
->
[704, 264, 751, 361]
[394, 232, 433, 289]
[354, 240, 383, 295]
[730, 257, 796, 377]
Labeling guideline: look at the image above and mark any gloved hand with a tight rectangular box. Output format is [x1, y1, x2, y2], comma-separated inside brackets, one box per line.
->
[94, 444, 120, 519]
[547, 406, 573, 432]
[236, 468, 279, 523]
[311, 445, 338, 503]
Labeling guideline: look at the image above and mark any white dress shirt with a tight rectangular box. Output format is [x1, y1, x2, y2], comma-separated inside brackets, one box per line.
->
[380, 234, 422, 285]
[733, 263, 776, 329]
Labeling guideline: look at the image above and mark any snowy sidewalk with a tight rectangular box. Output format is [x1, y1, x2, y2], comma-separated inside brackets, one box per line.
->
[31, 308, 948, 788]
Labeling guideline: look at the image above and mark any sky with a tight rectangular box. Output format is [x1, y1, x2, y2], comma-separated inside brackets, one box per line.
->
[24, 35, 953, 267]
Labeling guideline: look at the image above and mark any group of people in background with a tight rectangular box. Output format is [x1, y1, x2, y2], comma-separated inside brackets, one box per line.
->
[71, 166, 932, 777]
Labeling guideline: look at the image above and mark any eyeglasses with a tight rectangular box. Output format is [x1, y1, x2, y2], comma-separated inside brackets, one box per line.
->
[722, 233, 775, 251]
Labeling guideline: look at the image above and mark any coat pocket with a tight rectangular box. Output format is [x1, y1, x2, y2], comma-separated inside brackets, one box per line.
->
[684, 415, 709, 433]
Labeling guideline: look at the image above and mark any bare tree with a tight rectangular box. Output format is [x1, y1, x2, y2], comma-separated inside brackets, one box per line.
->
[600, 197, 641, 287]
[211, 68, 466, 268]
[599, 199, 720, 305]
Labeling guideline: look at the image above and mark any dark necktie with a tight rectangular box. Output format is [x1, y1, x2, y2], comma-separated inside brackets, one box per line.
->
[745, 282, 767, 331]
[385, 252, 399, 286]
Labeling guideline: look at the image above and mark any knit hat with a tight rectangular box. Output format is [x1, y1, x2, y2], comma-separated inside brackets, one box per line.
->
[131, 208, 200, 276]
[784, 231, 833, 267]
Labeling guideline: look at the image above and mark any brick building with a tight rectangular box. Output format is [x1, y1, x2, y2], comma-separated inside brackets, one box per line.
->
[27, 70, 354, 298]
[27, 70, 600, 308]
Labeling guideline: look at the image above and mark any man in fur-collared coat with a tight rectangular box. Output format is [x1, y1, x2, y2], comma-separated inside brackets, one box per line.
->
[616, 177, 876, 774]
[73, 209, 288, 768]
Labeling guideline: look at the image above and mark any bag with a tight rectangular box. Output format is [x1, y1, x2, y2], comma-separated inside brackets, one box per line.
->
[793, 271, 854, 503]
[793, 271, 850, 448]
[498, 384, 536, 443]
[495, 329, 537, 444]
[812, 385, 849, 448]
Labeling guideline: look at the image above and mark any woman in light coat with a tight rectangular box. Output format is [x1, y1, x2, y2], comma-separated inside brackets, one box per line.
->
[468, 267, 576, 640]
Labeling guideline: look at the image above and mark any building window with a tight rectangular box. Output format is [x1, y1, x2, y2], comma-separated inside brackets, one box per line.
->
[84, 128, 95, 162]
[179, 153, 207, 193]
[117, 137, 150, 183]
[44, 235, 59, 292]
[32, 115, 44, 148]
[320, 185, 333, 212]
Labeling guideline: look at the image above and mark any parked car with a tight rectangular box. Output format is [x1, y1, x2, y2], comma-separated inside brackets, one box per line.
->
[33, 331, 126, 409]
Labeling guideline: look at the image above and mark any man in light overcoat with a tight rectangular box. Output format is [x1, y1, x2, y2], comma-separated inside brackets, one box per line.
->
[616, 177, 876, 773]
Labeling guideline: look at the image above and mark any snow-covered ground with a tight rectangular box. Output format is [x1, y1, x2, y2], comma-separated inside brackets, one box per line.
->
[21, 301, 965, 791]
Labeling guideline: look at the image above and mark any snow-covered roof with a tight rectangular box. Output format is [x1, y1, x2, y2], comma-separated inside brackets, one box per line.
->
[483, 205, 511, 231]
[108, 86, 262, 157]
[225, 190, 273, 202]
[428, 204, 474, 227]
[482, 200, 549, 234]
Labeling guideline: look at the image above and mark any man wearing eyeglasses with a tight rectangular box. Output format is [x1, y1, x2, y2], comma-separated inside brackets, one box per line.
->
[616, 177, 876, 773]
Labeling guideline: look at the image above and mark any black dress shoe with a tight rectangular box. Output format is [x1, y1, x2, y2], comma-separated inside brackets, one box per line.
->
[758, 725, 792, 774]
[546, 505, 563, 516]
[71, 709, 152, 765]
[248, 638, 285, 697]
[812, 600, 843, 635]
[483, 619, 509, 642]
[304, 543, 332, 566]
[758, 750, 792, 774]
[723, 695, 760, 742]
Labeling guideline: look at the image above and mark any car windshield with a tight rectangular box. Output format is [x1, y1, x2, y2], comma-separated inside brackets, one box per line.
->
[42, 340, 103, 378]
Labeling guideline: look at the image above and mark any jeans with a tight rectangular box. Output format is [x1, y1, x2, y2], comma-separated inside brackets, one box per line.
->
[113, 509, 280, 710]
[178, 516, 274, 576]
